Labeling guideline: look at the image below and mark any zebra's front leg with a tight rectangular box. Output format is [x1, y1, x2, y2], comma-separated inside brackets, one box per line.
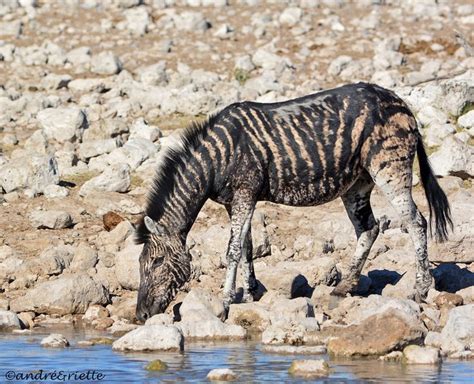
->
[222, 201, 255, 318]
[241, 226, 258, 303]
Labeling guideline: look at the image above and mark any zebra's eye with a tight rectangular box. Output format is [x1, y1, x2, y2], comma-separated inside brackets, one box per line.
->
[152, 257, 164, 268]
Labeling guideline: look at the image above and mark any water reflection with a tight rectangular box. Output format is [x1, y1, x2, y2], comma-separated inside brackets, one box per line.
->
[0, 328, 473, 383]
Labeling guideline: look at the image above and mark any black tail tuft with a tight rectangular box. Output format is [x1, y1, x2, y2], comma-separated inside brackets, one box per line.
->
[417, 135, 453, 242]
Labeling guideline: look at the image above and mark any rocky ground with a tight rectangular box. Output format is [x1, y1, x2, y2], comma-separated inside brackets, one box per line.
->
[1, 0, 474, 372]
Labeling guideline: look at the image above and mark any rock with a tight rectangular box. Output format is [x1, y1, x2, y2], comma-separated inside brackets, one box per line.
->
[177, 318, 246, 340]
[279, 7, 303, 26]
[138, 61, 167, 86]
[269, 297, 314, 324]
[436, 79, 474, 117]
[78, 139, 120, 160]
[255, 263, 310, 299]
[252, 48, 291, 71]
[66, 46, 91, 67]
[129, 118, 162, 142]
[103, 211, 125, 231]
[0, 310, 21, 331]
[91, 51, 122, 75]
[17, 312, 35, 329]
[0, 154, 59, 194]
[44, 185, 69, 199]
[458, 110, 474, 130]
[108, 319, 138, 336]
[207, 368, 237, 381]
[262, 345, 326, 354]
[79, 163, 131, 196]
[180, 289, 225, 321]
[327, 310, 425, 356]
[124, 6, 149, 36]
[379, 351, 403, 361]
[146, 359, 168, 371]
[105, 138, 158, 171]
[288, 359, 329, 378]
[457, 286, 474, 304]
[429, 136, 474, 178]
[112, 325, 184, 352]
[11, 274, 109, 315]
[439, 304, 474, 355]
[145, 313, 173, 326]
[227, 303, 271, 332]
[172, 11, 210, 32]
[0, 21, 22, 37]
[41, 334, 70, 348]
[37, 107, 87, 143]
[40, 73, 72, 90]
[70, 245, 98, 272]
[29, 210, 73, 229]
[25, 245, 74, 276]
[83, 304, 109, 323]
[434, 292, 463, 309]
[261, 318, 320, 346]
[328, 55, 352, 76]
[403, 345, 440, 364]
[114, 240, 141, 290]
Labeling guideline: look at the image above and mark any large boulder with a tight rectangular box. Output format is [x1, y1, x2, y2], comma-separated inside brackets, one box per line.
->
[429, 136, 474, 179]
[179, 289, 225, 321]
[0, 154, 59, 194]
[29, 210, 73, 230]
[10, 274, 109, 315]
[327, 310, 426, 356]
[177, 318, 246, 340]
[439, 304, 474, 355]
[112, 325, 183, 352]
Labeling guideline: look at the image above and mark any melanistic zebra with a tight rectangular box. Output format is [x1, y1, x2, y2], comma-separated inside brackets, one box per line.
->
[135, 82, 452, 322]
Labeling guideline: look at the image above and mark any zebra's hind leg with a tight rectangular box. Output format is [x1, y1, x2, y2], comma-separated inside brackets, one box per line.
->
[372, 169, 432, 302]
[225, 205, 258, 304]
[332, 172, 379, 297]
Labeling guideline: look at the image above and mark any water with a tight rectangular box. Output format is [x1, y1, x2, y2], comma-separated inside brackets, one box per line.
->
[1, 327, 473, 383]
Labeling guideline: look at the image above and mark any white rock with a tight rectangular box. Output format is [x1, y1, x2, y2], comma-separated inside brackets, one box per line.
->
[0, 44, 15, 61]
[40, 73, 72, 90]
[207, 368, 237, 381]
[78, 139, 120, 160]
[68, 78, 107, 93]
[0, 310, 21, 330]
[234, 55, 255, 72]
[129, 118, 161, 142]
[112, 325, 184, 351]
[252, 48, 291, 71]
[288, 359, 329, 377]
[173, 11, 209, 32]
[440, 304, 474, 354]
[41, 334, 70, 348]
[180, 289, 225, 321]
[114, 240, 142, 290]
[29, 210, 73, 229]
[0, 21, 22, 37]
[429, 136, 474, 178]
[10, 274, 109, 315]
[79, 163, 131, 196]
[328, 55, 352, 76]
[458, 110, 474, 130]
[279, 7, 302, 26]
[0, 155, 59, 194]
[145, 313, 173, 326]
[91, 51, 122, 75]
[138, 61, 167, 86]
[66, 46, 91, 67]
[83, 305, 109, 322]
[177, 318, 246, 340]
[105, 138, 158, 170]
[70, 245, 98, 272]
[403, 345, 440, 364]
[124, 6, 149, 35]
[43, 184, 69, 199]
[37, 107, 87, 143]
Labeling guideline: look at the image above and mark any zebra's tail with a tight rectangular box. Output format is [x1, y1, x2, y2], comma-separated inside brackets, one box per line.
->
[416, 135, 453, 242]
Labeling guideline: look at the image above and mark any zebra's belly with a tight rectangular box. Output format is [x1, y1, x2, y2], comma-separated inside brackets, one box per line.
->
[263, 171, 359, 206]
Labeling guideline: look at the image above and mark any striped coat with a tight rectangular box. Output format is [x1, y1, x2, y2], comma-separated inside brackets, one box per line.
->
[135, 82, 452, 321]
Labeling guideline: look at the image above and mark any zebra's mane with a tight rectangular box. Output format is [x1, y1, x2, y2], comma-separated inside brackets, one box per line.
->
[135, 114, 218, 245]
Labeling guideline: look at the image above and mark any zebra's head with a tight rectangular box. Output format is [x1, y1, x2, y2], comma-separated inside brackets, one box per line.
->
[136, 216, 191, 322]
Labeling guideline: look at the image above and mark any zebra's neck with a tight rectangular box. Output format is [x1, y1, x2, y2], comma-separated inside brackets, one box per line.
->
[148, 136, 214, 239]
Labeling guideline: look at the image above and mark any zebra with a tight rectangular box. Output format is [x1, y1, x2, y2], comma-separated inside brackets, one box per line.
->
[135, 82, 452, 322]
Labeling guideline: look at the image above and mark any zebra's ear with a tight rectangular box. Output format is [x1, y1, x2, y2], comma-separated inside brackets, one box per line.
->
[144, 216, 166, 236]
